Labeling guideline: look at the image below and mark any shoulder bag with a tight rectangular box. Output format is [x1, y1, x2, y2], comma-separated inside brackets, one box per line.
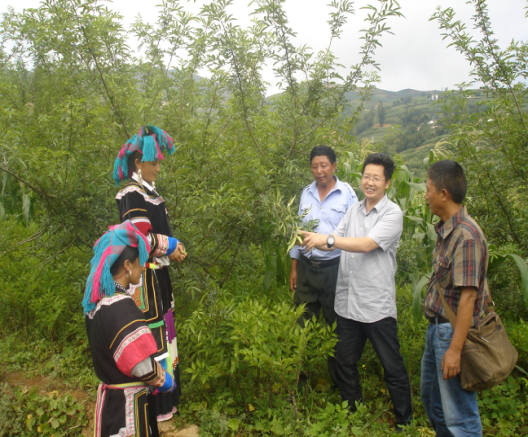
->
[438, 290, 518, 391]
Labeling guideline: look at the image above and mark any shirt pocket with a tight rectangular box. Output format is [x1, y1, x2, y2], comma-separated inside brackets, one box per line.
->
[433, 255, 452, 288]
[329, 204, 347, 226]
[300, 204, 313, 221]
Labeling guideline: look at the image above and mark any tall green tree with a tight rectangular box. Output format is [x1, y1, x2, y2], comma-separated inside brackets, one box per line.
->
[0, 0, 403, 295]
[428, 0, 528, 313]
[431, 0, 528, 252]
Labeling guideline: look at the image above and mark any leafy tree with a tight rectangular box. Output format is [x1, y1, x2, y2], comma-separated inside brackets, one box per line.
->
[0, 0, 404, 334]
[414, 0, 528, 314]
[431, 0, 528, 255]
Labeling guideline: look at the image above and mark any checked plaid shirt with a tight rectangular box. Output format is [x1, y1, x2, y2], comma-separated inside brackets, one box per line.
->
[423, 206, 490, 327]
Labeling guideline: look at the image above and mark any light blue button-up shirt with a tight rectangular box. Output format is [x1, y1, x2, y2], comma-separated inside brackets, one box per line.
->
[290, 176, 358, 261]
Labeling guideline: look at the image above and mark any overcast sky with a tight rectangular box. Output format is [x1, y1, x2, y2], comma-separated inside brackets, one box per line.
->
[2, 0, 527, 94]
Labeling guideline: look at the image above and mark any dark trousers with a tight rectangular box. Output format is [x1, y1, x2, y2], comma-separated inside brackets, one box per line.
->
[335, 314, 413, 425]
[294, 256, 340, 385]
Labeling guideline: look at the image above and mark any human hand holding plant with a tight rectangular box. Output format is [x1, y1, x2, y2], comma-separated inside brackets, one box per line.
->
[298, 230, 328, 251]
[169, 242, 187, 263]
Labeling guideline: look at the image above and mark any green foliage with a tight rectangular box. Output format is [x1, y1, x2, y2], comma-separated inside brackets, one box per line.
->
[431, 0, 528, 255]
[181, 288, 337, 416]
[1, 0, 528, 435]
[507, 318, 528, 371]
[0, 383, 86, 437]
[478, 377, 528, 436]
[0, 219, 89, 344]
[305, 401, 374, 437]
[194, 406, 233, 437]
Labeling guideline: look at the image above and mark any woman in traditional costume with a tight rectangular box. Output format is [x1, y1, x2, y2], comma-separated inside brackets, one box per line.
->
[83, 220, 176, 437]
[113, 125, 185, 425]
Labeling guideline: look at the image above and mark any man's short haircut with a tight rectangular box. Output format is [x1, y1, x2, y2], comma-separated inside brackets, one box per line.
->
[310, 145, 336, 164]
[361, 153, 395, 181]
[427, 160, 467, 204]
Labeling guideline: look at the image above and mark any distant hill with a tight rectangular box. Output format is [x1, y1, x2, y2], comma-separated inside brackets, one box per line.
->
[167, 73, 476, 177]
[345, 87, 490, 177]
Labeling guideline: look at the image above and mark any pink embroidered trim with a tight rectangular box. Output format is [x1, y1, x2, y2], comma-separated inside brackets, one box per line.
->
[94, 383, 106, 437]
[152, 235, 169, 258]
[86, 294, 131, 320]
[94, 383, 145, 437]
[114, 326, 152, 363]
[116, 185, 165, 206]
[131, 217, 152, 225]
[123, 386, 142, 436]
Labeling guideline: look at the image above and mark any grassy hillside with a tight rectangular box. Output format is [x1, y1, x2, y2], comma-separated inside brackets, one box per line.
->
[344, 87, 493, 177]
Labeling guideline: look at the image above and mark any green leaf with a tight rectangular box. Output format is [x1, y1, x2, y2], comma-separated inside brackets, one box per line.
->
[412, 275, 430, 328]
[507, 254, 528, 308]
[406, 181, 426, 192]
[263, 270, 273, 291]
[51, 417, 60, 428]
[426, 222, 437, 244]
[405, 215, 423, 223]
[228, 418, 240, 430]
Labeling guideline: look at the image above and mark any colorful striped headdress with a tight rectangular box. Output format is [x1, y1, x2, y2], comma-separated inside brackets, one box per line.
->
[113, 125, 175, 186]
[82, 220, 150, 314]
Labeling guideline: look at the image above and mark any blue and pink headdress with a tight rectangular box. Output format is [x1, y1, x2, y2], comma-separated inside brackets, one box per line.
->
[113, 125, 175, 186]
[82, 220, 150, 314]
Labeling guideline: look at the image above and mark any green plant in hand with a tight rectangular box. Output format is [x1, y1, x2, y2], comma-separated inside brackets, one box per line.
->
[287, 208, 320, 253]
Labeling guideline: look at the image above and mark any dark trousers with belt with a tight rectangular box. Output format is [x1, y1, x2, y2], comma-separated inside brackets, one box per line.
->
[294, 256, 340, 386]
[335, 314, 413, 425]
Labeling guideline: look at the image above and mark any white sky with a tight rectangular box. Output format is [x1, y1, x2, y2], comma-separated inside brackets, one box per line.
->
[2, 0, 527, 94]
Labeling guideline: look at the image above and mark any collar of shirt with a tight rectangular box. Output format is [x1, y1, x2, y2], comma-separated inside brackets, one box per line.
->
[435, 206, 468, 240]
[132, 172, 157, 193]
[359, 193, 389, 215]
[307, 176, 345, 201]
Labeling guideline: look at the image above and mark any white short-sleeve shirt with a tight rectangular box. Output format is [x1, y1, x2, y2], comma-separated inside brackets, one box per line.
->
[333, 195, 403, 323]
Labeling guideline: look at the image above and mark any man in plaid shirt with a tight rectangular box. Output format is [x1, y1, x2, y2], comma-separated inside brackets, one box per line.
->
[421, 160, 490, 437]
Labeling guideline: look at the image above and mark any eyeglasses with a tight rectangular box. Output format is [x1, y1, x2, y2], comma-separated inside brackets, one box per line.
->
[362, 175, 385, 183]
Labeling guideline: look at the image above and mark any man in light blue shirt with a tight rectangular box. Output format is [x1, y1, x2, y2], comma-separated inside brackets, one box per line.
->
[289, 145, 357, 384]
[300, 153, 412, 432]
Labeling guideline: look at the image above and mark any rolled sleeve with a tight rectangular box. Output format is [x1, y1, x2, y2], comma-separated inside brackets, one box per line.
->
[367, 208, 403, 251]
[289, 246, 302, 260]
[453, 239, 483, 289]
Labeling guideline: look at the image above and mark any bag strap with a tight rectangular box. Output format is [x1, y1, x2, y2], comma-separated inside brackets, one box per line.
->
[438, 287, 494, 329]
[438, 290, 457, 329]
[436, 219, 494, 322]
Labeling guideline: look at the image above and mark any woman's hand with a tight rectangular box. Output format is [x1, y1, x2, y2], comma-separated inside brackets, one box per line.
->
[169, 243, 187, 263]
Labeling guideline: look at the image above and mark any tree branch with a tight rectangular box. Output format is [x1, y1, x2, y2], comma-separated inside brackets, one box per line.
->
[0, 165, 58, 199]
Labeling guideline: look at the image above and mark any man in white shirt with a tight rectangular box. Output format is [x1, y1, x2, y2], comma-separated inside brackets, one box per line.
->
[301, 153, 412, 432]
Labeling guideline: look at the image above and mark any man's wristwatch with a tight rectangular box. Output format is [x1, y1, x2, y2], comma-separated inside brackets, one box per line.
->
[327, 234, 335, 249]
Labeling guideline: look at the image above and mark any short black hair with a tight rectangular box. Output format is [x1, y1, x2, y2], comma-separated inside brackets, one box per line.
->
[310, 145, 336, 164]
[361, 153, 395, 181]
[428, 160, 467, 204]
[110, 246, 140, 276]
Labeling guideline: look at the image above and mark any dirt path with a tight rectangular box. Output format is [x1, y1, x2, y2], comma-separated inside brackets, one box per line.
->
[0, 370, 198, 436]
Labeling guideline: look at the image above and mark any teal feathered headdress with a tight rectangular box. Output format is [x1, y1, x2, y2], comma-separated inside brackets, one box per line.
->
[82, 220, 150, 314]
[113, 125, 175, 186]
